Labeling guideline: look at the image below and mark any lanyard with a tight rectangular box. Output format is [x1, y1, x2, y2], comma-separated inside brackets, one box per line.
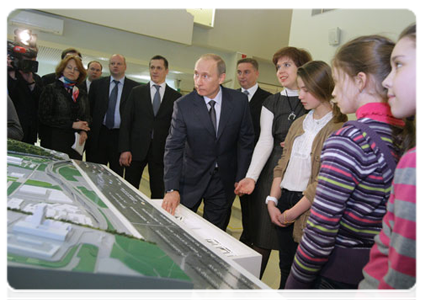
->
[286, 90, 301, 121]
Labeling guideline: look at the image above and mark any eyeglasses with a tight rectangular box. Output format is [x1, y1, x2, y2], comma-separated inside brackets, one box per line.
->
[66, 65, 80, 73]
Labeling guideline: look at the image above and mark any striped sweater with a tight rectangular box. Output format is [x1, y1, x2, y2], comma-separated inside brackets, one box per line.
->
[285, 103, 402, 289]
[359, 147, 416, 289]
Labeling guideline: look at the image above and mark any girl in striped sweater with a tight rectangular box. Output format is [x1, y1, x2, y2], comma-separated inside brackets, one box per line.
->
[360, 24, 416, 289]
[285, 35, 404, 289]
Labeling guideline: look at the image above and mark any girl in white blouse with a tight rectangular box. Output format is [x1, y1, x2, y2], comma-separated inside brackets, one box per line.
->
[242, 61, 347, 288]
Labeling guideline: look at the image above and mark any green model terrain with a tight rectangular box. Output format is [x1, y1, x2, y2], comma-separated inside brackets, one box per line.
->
[7, 140, 191, 283]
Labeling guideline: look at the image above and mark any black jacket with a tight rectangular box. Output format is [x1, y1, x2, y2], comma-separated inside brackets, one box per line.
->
[119, 83, 182, 161]
[88, 76, 140, 155]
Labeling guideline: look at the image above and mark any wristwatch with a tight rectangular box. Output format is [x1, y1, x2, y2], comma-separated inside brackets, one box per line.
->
[265, 196, 278, 206]
[166, 189, 178, 193]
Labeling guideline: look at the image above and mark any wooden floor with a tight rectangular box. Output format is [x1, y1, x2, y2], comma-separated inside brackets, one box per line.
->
[138, 170, 280, 289]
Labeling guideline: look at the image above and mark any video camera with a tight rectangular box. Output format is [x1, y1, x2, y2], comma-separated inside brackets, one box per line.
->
[7, 29, 39, 73]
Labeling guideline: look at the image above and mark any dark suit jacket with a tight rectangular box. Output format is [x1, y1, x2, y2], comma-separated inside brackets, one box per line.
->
[119, 83, 182, 161]
[88, 76, 140, 155]
[41, 72, 56, 86]
[78, 80, 89, 94]
[164, 87, 254, 207]
[238, 86, 272, 145]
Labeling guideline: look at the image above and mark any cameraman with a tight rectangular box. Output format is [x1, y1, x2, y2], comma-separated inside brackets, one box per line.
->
[7, 45, 43, 145]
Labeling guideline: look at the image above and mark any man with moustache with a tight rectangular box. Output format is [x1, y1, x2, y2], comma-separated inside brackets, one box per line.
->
[162, 53, 254, 230]
[119, 55, 181, 198]
[87, 54, 139, 176]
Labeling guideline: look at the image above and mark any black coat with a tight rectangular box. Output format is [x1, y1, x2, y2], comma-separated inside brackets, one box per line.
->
[7, 72, 43, 144]
[41, 72, 56, 86]
[38, 80, 90, 158]
[119, 83, 182, 161]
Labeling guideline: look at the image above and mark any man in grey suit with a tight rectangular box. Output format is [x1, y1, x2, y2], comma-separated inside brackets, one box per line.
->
[162, 54, 254, 231]
[119, 55, 181, 198]
[87, 54, 139, 176]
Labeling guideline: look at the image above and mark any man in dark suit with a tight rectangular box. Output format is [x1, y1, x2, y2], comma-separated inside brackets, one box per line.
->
[162, 54, 254, 231]
[119, 55, 181, 198]
[236, 58, 272, 246]
[41, 48, 82, 86]
[87, 54, 139, 176]
[79, 60, 103, 94]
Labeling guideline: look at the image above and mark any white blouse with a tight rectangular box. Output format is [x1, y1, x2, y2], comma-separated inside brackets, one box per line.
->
[280, 110, 333, 192]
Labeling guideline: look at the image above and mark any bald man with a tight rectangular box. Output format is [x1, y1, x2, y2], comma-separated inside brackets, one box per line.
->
[86, 54, 139, 176]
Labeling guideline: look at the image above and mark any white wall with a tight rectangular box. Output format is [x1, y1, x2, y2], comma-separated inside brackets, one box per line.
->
[7, 9, 286, 93]
[192, 9, 292, 61]
[42, 9, 195, 45]
[289, 9, 416, 63]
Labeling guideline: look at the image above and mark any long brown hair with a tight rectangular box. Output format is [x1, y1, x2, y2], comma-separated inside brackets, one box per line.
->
[396, 23, 416, 154]
[332, 35, 395, 101]
[297, 60, 347, 123]
[399, 23, 416, 41]
[333, 34, 415, 155]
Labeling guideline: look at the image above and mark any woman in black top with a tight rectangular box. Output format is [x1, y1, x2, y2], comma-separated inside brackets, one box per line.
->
[38, 55, 90, 159]
[235, 47, 312, 279]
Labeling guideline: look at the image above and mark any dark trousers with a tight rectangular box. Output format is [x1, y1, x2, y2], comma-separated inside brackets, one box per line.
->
[124, 141, 165, 199]
[306, 276, 358, 300]
[91, 125, 123, 177]
[189, 168, 235, 231]
[239, 193, 252, 246]
[276, 188, 303, 289]
[40, 128, 82, 160]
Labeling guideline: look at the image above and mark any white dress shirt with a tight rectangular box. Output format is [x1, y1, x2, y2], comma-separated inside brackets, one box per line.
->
[280, 110, 333, 192]
[241, 83, 259, 102]
[103, 76, 125, 128]
[203, 87, 222, 134]
[150, 81, 166, 104]
[86, 79, 92, 93]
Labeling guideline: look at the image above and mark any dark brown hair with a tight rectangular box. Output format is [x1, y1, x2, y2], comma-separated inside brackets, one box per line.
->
[332, 35, 395, 101]
[55, 55, 87, 85]
[61, 48, 82, 59]
[150, 55, 169, 69]
[396, 23, 416, 154]
[88, 60, 103, 70]
[237, 58, 259, 70]
[272, 47, 312, 69]
[399, 23, 416, 42]
[297, 60, 347, 123]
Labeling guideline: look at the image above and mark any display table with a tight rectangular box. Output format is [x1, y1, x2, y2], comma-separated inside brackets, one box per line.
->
[7, 142, 269, 290]
[149, 199, 262, 278]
